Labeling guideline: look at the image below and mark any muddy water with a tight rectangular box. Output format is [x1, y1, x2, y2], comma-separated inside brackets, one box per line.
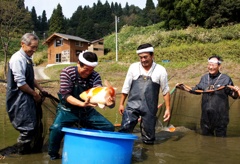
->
[1, 91, 240, 164]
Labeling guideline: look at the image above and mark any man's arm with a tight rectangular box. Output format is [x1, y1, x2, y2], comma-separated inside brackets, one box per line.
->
[118, 93, 128, 115]
[66, 95, 96, 107]
[162, 92, 171, 122]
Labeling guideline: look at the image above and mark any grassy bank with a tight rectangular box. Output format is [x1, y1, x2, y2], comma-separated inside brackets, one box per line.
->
[44, 59, 240, 95]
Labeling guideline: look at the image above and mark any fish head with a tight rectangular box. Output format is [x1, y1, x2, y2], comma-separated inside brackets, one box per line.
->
[105, 86, 117, 99]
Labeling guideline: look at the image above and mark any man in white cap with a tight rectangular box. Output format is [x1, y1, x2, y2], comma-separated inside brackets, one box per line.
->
[118, 43, 171, 144]
[176, 55, 238, 137]
[48, 51, 115, 160]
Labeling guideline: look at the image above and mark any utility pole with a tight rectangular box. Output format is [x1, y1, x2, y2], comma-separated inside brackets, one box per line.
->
[115, 16, 119, 62]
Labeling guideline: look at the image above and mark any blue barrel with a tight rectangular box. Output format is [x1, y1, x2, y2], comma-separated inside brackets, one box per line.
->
[61, 127, 138, 164]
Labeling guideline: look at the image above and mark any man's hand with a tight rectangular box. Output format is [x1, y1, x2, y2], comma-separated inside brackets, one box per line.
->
[106, 96, 115, 108]
[82, 97, 97, 107]
[176, 83, 192, 92]
[118, 104, 125, 115]
[33, 92, 42, 103]
[163, 109, 171, 122]
[158, 103, 163, 108]
[175, 83, 184, 90]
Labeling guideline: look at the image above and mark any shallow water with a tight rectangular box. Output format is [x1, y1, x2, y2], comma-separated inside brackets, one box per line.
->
[1, 89, 240, 164]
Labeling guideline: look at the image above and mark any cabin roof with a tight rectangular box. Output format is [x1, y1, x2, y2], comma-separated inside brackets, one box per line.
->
[43, 33, 90, 44]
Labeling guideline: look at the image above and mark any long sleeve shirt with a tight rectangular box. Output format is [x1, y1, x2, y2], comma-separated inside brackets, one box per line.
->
[9, 48, 33, 87]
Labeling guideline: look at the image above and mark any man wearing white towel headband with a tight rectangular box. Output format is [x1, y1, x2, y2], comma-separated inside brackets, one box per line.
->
[48, 51, 115, 160]
[118, 43, 171, 144]
[176, 55, 238, 137]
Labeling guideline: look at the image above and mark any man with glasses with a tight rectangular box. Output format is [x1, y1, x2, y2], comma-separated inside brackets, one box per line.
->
[176, 55, 238, 137]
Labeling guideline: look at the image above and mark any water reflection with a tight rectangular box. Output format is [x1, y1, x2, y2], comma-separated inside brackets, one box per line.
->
[1, 87, 240, 163]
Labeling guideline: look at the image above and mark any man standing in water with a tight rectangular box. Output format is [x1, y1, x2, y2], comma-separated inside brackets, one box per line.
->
[6, 33, 48, 154]
[176, 55, 238, 137]
[48, 51, 115, 160]
[118, 43, 171, 144]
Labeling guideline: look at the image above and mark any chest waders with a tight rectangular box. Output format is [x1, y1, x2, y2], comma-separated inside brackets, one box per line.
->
[200, 73, 230, 137]
[201, 90, 229, 137]
[120, 66, 160, 144]
[48, 67, 114, 158]
[6, 58, 37, 153]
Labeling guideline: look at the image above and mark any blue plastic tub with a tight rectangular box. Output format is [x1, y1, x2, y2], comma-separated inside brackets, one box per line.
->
[61, 127, 138, 164]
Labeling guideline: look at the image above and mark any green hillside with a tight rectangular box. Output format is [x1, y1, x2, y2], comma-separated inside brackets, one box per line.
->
[102, 23, 240, 66]
[44, 23, 240, 90]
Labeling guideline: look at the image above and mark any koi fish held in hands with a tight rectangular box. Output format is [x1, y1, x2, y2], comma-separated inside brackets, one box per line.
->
[79, 80, 117, 109]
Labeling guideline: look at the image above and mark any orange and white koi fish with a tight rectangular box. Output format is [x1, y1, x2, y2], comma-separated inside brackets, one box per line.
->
[162, 125, 176, 132]
[79, 80, 117, 109]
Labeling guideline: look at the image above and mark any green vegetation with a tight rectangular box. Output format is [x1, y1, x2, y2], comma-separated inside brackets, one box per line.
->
[1, 20, 240, 87]
[43, 23, 240, 90]
[102, 23, 240, 67]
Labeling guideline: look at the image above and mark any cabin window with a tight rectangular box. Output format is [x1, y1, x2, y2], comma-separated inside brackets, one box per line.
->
[56, 53, 61, 62]
[76, 41, 83, 47]
[55, 39, 63, 47]
[93, 48, 103, 51]
[98, 41, 103, 45]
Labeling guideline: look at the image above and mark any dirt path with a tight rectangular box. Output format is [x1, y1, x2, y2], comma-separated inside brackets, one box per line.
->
[34, 66, 50, 80]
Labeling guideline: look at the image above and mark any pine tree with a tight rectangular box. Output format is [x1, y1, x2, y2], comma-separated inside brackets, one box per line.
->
[68, 6, 83, 35]
[123, 2, 130, 15]
[145, 0, 155, 11]
[142, 0, 158, 25]
[48, 3, 66, 35]
[41, 10, 48, 34]
[31, 7, 38, 32]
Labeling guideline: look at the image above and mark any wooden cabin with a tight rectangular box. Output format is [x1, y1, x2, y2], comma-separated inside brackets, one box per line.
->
[43, 33, 90, 67]
[88, 38, 104, 56]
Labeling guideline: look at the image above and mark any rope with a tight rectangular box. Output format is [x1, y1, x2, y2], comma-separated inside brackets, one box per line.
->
[176, 84, 234, 93]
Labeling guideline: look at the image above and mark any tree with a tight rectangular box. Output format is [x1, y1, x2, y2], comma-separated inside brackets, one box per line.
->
[67, 6, 85, 36]
[157, 0, 200, 29]
[157, 0, 175, 29]
[41, 10, 48, 36]
[31, 7, 38, 32]
[145, 0, 155, 11]
[0, 0, 32, 79]
[48, 3, 66, 35]
[202, 0, 240, 27]
[171, 0, 200, 29]
[123, 2, 130, 15]
[142, 0, 159, 25]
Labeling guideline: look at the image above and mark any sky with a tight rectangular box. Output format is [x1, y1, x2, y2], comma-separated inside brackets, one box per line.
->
[25, 0, 158, 19]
